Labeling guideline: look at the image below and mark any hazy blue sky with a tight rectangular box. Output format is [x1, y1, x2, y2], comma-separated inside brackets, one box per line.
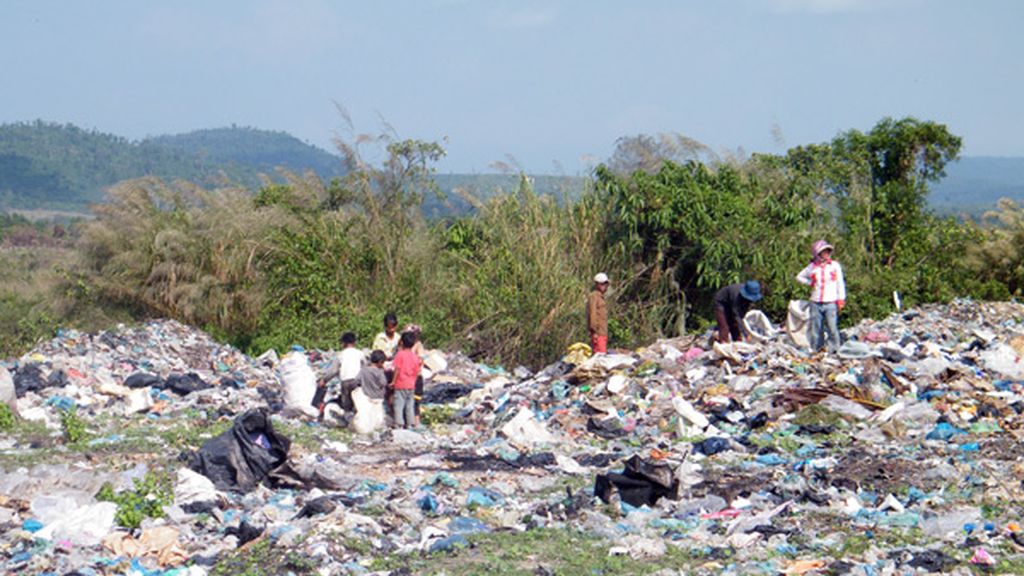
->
[1, 0, 1021, 173]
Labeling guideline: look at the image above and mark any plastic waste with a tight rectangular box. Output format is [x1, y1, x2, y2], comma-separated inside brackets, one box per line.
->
[980, 344, 1024, 379]
[925, 422, 967, 441]
[693, 437, 731, 456]
[32, 492, 117, 546]
[743, 309, 776, 344]
[279, 351, 318, 418]
[0, 365, 18, 414]
[500, 408, 555, 448]
[350, 387, 385, 435]
[174, 468, 219, 507]
[970, 546, 995, 566]
[466, 487, 504, 507]
[837, 341, 877, 359]
[786, 300, 811, 349]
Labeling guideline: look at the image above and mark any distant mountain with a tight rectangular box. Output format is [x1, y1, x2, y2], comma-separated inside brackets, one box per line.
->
[0, 121, 344, 210]
[146, 126, 344, 180]
[930, 156, 1024, 216]
[1, 120, 1021, 218]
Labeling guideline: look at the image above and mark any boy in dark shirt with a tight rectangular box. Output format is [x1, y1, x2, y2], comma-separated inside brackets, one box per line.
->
[713, 280, 763, 343]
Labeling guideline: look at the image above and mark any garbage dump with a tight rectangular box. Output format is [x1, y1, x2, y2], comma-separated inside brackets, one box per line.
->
[3, 301, 1024, 573]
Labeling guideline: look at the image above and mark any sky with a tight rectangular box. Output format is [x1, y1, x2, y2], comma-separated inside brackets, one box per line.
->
[1, 0, 1021, 174]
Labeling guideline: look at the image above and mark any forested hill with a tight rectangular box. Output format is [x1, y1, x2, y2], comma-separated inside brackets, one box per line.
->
[930, 156, 1024, 215]
[0, 121, 345, 209]
[2, 120, 1022, 216]
[146, 126, 344, 179]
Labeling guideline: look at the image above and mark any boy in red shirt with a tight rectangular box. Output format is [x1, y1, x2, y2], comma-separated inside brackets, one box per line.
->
[390, 331, 421, 429]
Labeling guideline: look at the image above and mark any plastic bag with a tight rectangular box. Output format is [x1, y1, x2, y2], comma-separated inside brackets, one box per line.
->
[350, 387, 385, 435]
[500, 408, 555, 448]
[786, 300, 811, 349]
[0, 365, 18, 415]
[279, 351, 318, 418]
[743, 309, 776, 343]
[32, 491, 117, 546]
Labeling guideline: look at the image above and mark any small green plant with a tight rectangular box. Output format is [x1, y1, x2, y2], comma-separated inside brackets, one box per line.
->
[420, 404, 455, 426]
[60, 406, 88, 444]
[0, 404, 15, 432]
[96, 471, 173, 529]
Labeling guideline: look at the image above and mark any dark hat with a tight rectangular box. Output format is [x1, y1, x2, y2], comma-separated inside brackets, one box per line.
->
[740, 280, 763, 302]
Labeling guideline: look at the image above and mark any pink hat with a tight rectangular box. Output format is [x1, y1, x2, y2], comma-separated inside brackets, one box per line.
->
[812, 240, 834, 257]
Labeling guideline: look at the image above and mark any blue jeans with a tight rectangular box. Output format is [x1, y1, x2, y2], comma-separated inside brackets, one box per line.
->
[392, 389, 415, 429]
[810, 302, 840, 352]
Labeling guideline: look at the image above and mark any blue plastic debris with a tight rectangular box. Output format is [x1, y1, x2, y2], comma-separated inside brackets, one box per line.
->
[926, 422, 966, 441]
[448, 516, 489, 535]
[429, 534, 469, 554]
[755, 453, 788, 466]
[44, 396, 76, 411]
[22, 518, 44, 532]
[418, 493, 440, 513]
[466, 487, 504, 507]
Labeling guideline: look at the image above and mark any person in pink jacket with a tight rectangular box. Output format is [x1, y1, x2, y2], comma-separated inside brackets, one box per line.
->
[796, 240, 846, 353]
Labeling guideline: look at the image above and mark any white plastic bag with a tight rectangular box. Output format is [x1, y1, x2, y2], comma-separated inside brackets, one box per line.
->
[743, 310, 776, 343]
[500, 408, 555, 448]
[174, 468, 218, 507]
[350, 387, 385, 435]
[279, 351, 318, 418]
[786, 300, 811, 349]
[0, 365, 17, 415]
[32, 491, 117, 546]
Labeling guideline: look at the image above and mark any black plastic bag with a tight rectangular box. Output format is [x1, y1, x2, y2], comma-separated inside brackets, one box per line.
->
[124, 372, 163, 389]
[187, 408, 290, 492]
[164, 372, 212, 395]
[13, 364, 48, 396]
[587, 417, 627, 439]
[594, 454, 679, 507]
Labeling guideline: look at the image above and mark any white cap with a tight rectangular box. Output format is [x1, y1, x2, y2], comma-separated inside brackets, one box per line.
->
[594, 272, 609, 284]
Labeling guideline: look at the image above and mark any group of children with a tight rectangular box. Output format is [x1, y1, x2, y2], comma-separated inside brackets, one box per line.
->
[314, 313, 426, 431]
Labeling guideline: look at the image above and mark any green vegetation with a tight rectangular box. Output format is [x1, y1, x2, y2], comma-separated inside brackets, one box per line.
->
[3, 116, 1024, 368]
[59, 406, 88, 444]
[210, 538, 316, 576]
[369, 528, 697, 575]
[0, 404, 15, 432]
[64, 116, 1016, 366]
[0, 121, 343, 210]
[96, 471, 174, 530]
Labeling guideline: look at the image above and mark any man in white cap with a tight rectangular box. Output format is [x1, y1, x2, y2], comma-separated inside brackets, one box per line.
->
[587, 273, 610, 354]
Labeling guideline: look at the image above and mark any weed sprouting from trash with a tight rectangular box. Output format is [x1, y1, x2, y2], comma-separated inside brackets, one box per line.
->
[0, 404, 14, 432]
[96, 471, 173, 530]
[59, 405, 88, 444]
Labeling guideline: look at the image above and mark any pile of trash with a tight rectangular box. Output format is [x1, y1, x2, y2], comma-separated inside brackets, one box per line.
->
[3, 300, 1024, 574]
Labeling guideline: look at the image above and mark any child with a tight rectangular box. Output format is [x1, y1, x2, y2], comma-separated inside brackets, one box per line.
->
[402, 324, 425, 426]
[390, 331, 421, 429]
[314, 332, 365, 417]
[372, 313, 401, 358]
[350, 350, 388, 433]
[796, 240, 846, 353]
